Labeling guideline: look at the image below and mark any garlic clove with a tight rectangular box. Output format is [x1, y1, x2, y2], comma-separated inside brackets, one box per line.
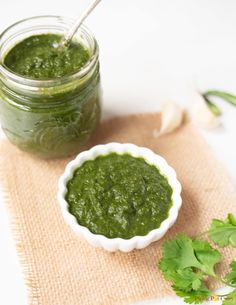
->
[153, 102, 184, 138]
[191, 90, 221, 129]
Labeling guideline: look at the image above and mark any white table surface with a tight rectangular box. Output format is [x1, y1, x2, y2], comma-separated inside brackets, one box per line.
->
[1, 1, 236, 304]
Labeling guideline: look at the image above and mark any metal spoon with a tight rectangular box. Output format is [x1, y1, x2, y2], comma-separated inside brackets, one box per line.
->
[59, 0, 102, 48]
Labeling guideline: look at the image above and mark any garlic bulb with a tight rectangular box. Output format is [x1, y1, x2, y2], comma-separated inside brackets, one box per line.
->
[153, 102, 184, 137]
[191, 90, 221, 129]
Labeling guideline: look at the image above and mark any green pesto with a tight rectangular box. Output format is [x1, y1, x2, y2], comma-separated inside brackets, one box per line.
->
[0, 33, 100, 159]
[66, 153, 173, 239]
[4, 34, 90, 79]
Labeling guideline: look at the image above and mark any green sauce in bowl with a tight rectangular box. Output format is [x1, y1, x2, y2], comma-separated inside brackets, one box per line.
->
[66, 153, 173, 239]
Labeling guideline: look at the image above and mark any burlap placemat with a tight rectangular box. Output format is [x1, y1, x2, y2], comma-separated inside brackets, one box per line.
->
[0, 113, 236, 305]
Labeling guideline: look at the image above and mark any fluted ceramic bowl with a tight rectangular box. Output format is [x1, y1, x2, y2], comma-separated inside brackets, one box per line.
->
[57, 143, 182, 252]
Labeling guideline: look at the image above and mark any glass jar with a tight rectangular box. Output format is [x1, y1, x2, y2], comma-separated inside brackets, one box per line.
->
[0, 16, 101, 159]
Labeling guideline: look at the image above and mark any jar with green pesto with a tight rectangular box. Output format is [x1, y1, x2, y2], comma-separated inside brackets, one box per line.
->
[0, 16, 101, 159]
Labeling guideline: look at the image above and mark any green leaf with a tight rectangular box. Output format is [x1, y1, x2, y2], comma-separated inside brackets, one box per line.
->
[204, 90, 236, 107]
[222, 289, 236, 305]
[159, 234, 202, 271]
[208, 214, 236, 247]
[225, 261, 236, 287]
[173, 285, 211, 304]
[192, 239, 222, 276]
[159, 234, 221, 277]
[167, 268, 203, 291]
[229, 214, 236, 226]
[159, 234, 221, 303]
[159, 219, 236, 305]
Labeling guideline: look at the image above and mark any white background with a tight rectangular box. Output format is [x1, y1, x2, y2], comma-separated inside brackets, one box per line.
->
[0, 1, 236, 304]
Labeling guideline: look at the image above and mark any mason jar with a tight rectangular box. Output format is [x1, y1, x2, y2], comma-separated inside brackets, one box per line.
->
[0, 16, 101, 159]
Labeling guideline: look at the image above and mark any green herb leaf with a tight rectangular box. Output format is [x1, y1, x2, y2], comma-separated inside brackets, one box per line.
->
[159, 217, 236, 305]
[204, 90, 236, 107]
[159, 234, 221, 277]
[225, 261, 236, 287]
[208, 214, 236, 248]
[159, 234, 221, 304]
[161, 267, 203, 292]
[159, 234, 202, 271]
[222, 289, 236, 305]
[192, 239, 222, 276]
[173, 286, 211, 304]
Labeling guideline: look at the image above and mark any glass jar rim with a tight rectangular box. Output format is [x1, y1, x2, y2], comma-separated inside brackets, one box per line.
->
[0, 15, 99, 88]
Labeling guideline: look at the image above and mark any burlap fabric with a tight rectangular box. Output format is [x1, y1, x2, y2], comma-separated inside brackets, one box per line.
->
[0, 113, 235, 305]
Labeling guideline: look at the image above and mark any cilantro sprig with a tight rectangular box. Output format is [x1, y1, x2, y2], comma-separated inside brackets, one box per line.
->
[159, 214, 236, 304]
[208, 214, 236, 248]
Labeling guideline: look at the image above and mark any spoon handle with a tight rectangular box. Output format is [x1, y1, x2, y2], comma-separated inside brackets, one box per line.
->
[61, 0, 102, 47]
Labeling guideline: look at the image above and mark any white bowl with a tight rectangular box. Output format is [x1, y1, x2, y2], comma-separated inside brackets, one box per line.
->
[57, 143, 182, 252]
